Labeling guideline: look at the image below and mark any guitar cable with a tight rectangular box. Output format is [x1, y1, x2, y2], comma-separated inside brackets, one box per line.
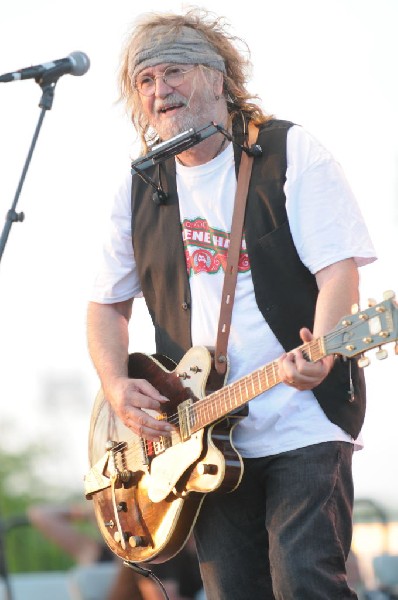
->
[123, 561, 171, 600]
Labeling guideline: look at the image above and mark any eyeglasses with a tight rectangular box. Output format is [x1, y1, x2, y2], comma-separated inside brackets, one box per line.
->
[135, 65, 197, 97]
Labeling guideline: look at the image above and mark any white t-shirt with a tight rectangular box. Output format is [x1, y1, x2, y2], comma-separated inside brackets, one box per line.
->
[90, 125, 376, 458]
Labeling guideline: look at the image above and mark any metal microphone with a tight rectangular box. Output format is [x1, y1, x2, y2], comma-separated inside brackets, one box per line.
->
[0, 52, 90, 83]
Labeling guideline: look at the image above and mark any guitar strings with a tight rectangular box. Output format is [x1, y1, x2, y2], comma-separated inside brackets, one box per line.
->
[166, 315, 383, 429]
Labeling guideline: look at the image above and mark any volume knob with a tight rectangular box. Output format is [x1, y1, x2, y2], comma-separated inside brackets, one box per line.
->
[196, 463, 218, 475]
[129, 535, 147, 548]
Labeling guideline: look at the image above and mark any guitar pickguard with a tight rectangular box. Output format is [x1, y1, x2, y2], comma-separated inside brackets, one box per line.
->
[148, 429, 204, 502]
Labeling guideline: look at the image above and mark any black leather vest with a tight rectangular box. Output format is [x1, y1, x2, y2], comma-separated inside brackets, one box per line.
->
[131, 119, 365, 438]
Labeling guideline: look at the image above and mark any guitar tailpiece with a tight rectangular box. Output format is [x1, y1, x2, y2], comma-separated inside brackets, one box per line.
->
[111, 474, 126, 550]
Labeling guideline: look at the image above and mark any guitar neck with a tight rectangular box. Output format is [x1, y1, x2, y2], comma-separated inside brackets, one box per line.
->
[190, 337, 326, 432]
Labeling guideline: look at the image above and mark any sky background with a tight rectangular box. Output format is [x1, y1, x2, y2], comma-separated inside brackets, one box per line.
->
[0, 0, 397, 512]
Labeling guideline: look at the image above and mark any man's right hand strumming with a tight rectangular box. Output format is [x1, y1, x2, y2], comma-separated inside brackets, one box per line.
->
[87, 300, 172, 441]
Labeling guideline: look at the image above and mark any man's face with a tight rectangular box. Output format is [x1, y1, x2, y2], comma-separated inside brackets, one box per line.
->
[135, 63, 222, 140]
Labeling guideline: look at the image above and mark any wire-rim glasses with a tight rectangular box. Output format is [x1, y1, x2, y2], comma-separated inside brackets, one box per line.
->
[135, 65, 197, 97]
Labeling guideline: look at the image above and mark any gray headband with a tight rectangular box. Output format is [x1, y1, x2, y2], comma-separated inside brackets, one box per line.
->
[130, 25, 226, 83]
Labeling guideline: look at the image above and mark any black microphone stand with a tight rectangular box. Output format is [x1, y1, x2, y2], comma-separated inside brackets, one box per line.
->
[0, 518, 12, 600]
[0, 73, 59, 264]
[0, 71, 60, 599]
[0, 521, 12, 600]
[0, 516, 30, 600]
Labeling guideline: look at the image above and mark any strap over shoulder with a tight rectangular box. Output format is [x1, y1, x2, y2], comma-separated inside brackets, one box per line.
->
[215, 122, 260, 375]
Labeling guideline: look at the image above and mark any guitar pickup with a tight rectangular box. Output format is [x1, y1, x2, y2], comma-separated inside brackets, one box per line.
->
[178, 399, 194, 441]
[152, 436, 172, 454]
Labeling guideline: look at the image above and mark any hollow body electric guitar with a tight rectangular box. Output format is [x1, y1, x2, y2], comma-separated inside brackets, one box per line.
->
[85, 292, 398, 564]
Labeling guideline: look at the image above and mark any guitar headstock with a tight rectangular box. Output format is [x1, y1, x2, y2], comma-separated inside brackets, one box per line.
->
[324, 291, 398, 365]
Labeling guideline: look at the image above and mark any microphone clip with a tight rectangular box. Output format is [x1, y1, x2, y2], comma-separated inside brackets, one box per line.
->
[130, 162, 169, 206]
[213, 123, 263, 158]
[246, 144, 263, 157]
[152, 189, 168, 206]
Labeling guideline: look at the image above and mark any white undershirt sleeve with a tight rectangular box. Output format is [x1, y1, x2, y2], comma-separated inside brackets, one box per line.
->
[90, 173, 142, 303]
[285, 126, 376, 274]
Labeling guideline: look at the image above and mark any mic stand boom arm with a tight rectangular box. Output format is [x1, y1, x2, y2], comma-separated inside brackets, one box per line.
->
[0, 73, 60, 264]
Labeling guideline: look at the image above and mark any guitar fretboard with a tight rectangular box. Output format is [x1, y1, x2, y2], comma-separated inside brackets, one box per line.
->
[189, 338, 326, 432]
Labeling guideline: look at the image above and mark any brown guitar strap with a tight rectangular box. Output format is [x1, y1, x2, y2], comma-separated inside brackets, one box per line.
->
[215, 121, 260, 375]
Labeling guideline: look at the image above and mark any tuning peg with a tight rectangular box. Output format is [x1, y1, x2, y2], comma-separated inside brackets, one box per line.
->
[376, 348, 388, 360]
[383, 290, 396, 301]
[367, 298, 377, 307]
[351, 303, 359, 315]
[357, 355, 370, 368]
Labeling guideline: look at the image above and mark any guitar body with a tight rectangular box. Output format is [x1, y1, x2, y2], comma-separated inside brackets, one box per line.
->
[86, 346, 245, 564]
[85, 294, 398, 563]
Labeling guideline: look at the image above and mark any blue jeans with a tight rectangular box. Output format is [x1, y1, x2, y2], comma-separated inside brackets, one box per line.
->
[194, 441, 357, 599]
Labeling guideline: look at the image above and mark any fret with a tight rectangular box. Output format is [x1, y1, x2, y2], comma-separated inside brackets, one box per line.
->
[210, 400, 216, 419]
[203, 400, 210, 424]
[301, 339, 324, 363]
[217, 389, 223, 415]
[222, 387, 229, 412]
[314, 339, 325, 361]
[230, 386, 235, 408]
[223, 387, 229, 412]
[257, 370, 262, 393]
[224, 386, 232, 412]
[266, 364, 273, 387]
[238, 381, 244, 405]
[197, 402, 202, 427]
[232, 385, 238, 409]
[272, 361, 279, 385]
[264, 365, 269, 389]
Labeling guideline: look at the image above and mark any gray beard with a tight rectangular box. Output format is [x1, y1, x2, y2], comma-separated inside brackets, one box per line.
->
[152, 87, 216, 141]
[154, 108, 207, 141]
[156, 112, 200, 140]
